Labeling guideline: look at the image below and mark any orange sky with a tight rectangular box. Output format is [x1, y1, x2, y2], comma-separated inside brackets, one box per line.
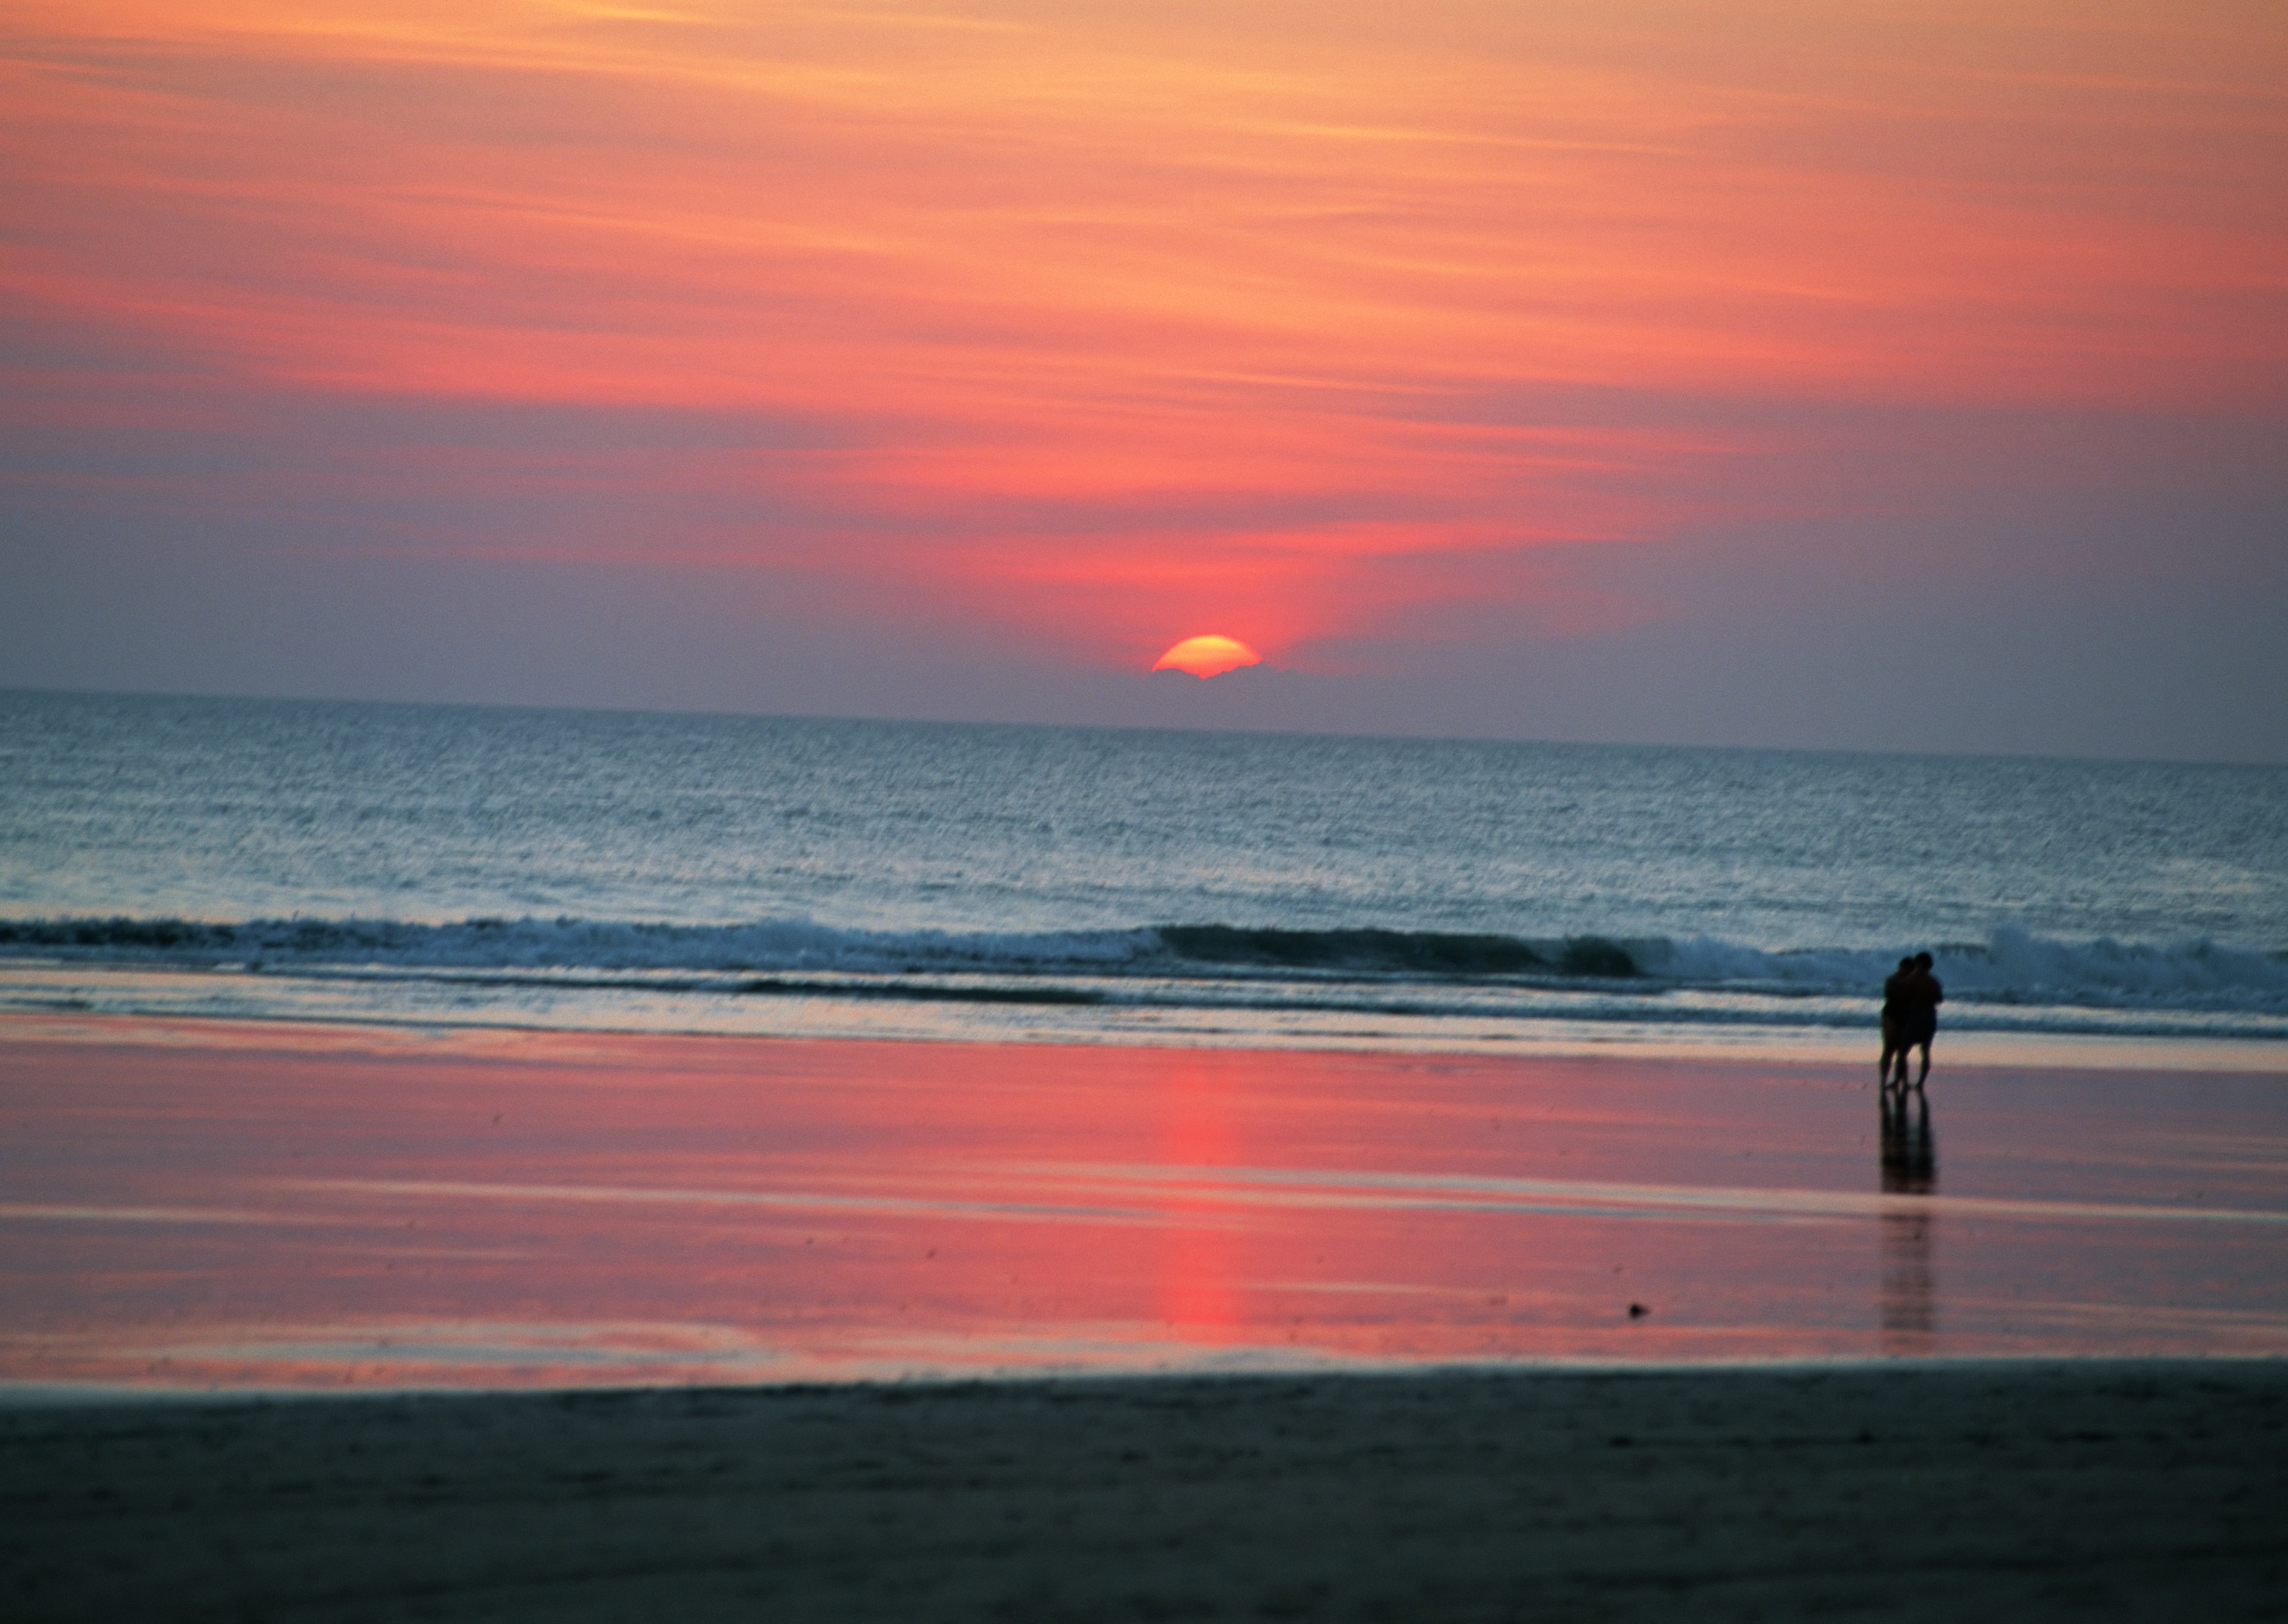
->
[2, 1, 2284, 746]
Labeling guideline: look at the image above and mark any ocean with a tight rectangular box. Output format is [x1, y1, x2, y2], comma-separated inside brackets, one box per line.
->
[3, 689, 2285, 1060]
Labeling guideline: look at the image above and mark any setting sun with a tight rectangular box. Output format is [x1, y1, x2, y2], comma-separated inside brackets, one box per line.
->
[1152, 636, 1263, 679]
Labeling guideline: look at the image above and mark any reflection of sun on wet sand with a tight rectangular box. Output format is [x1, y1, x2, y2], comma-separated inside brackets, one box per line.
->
[5, 1015, 2286, 1384]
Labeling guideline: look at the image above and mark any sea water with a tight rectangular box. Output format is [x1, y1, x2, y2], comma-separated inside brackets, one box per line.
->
[3, 689, 2284, 1058]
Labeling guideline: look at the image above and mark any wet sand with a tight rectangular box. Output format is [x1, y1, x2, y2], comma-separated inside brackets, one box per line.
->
[5, 1016, 2286, 1386]
[6, 1360, 2286, 1621]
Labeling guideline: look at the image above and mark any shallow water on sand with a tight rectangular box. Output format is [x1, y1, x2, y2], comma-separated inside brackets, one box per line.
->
[2, 1018, 2282, 1391]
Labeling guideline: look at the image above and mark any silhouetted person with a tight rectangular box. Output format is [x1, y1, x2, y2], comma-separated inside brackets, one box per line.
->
[1879, 956, 1916, 1087]
[1899, 951, 1943, 1087]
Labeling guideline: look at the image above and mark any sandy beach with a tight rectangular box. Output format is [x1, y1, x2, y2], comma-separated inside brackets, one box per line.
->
[7, 1360, 2286, 1621]
[4, 1015, 2284, 1615]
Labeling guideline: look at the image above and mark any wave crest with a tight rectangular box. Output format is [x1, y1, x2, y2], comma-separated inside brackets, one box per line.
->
[2, 915, 2282, 1015]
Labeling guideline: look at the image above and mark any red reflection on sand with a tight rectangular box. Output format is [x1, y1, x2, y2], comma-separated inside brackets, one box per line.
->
[2, 1016, 2284, 1391]
[1157, 1056, 1241, 1340]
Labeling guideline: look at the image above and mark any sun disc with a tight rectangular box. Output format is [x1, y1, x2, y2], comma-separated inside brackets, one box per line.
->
[1152, 634, 1262, 679]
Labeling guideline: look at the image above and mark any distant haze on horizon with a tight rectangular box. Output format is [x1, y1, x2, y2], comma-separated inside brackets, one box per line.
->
[4, 2, 2284, 763]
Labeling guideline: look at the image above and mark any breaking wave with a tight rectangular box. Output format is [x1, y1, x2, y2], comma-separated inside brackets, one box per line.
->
[4, 916, 2284, 1021]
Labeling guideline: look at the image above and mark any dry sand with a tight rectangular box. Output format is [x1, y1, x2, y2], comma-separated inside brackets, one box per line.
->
[5, 1360, 2284, 1622]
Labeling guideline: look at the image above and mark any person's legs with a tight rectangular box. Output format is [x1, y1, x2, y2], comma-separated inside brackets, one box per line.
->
[1914, 1033, 1933, 1087]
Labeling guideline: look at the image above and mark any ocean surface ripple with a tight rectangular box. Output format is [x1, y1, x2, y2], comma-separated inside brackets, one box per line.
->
[4, 692, 2284, 1051]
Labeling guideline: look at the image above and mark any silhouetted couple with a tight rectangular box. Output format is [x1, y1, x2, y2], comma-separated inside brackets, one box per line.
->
[1880, 952, 1943, 1089]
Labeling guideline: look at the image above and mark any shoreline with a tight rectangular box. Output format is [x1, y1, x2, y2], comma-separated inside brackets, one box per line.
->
[4, 1006, 2284, 1075]
[7, 1360, 2285, 1620]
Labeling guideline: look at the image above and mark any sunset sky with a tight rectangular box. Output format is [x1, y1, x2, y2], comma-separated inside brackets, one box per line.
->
[4, 0, 2283, 758]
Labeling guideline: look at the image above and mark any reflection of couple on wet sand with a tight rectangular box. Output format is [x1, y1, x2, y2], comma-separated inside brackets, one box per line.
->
[1879, 1083, 1935, 1192]
[1880, 952, 1944, 1089]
